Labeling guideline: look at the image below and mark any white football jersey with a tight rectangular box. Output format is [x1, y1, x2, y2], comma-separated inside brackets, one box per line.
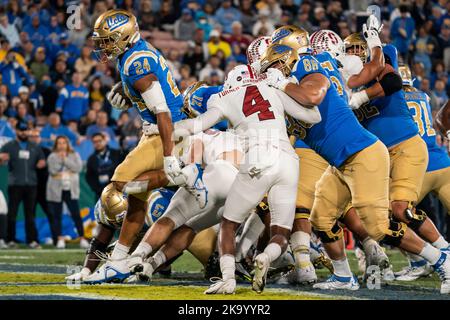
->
[206, 80, 295, 153]
[178, 129, 242, 165]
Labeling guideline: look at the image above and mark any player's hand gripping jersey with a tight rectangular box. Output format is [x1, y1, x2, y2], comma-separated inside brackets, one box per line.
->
[118, 38, 185, 124]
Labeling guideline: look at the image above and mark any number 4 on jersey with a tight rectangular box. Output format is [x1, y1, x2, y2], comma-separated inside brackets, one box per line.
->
[242, 86, 275, 121]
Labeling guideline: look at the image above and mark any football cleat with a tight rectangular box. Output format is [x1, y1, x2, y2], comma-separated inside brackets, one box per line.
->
[204, 277, 236, 294]
[288, 262, 318, 284]
[382, 265, 396, 281]
[127, 253, 145, 273]
[313, 274, 360, 290]
[252, 253, 270, 293]
[204, 251, 221, 280]
[83, 259, 130, 284]
[134, 257, 155, 281]
[235, 260, 253, 282]
[183, 164, 208, 209]
[431, 252, 450, 294]
[395, 259, 432, 281]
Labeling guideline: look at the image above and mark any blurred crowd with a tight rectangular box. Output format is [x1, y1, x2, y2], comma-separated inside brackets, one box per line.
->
[0, 0, 449, 247]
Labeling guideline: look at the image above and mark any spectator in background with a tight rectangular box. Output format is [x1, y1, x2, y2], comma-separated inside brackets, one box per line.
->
[116, 111, 140, 151]
[195, 12, 212, 41]
[40, 113, 77, 150]
[199, 54, 225, 82]
[56, 72, 89, 123]
[214, 0, 241, 35]
[414, 26, 438, 77]
[252, 9, 275, 37]
[0, 13, 19, 47]
[0, 50, 30, 96]
[0, 190, 7, 249]
[157, 0, 178, 30]
[79, 109, 97, 136]
[89, 77, 107, 106]
[0, 98, 15, 146]
[257, 0, 282, 26]
[46, 135, 88, 249]
[225, 21, 251, 52]
[0, 120, 45, 249]
[294, 11, 314, 34]
[56, 32, 80, 67]
[39, 75, 59, 116]
[50, 58, 70, 84]
[437, 18, 450, 66]
[240, 0, 257, 35]
[23, 13, 49, 48]
[74, 46, 97, 82]
[174, 8, 197, 41]
[28, 129, 58, 246]
[18, 86, 35, 117]
[29, 46, 49, 83]
[16, 102, 35, 128]
[139, 0, 158, 28]
[86, 132, 124, 199]
[433, 79, 449, 108]
[391, 2, 416, 61]
[86, 110, 117, 149]
[207, 30, 231, 59]
[46, 15, 64, 46]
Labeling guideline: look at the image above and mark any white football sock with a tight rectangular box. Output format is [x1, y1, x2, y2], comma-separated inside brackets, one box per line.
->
[133, 242, 152, 258]
[111, 242, 130, 260]
[291, 231, 311, 267]
[419, 243, 441, 265]
[220, 254, 235, 281]
[152, 250, 167, 269]
[331, 257, 352, 278]
[432, 236, 449, 249]
[264, 242, 282, 263]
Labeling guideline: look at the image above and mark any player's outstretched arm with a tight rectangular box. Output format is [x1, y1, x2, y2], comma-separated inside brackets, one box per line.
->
[283, 73, 329, 107]
[275, 90, 321, 124]
[173, 108, 224, 140]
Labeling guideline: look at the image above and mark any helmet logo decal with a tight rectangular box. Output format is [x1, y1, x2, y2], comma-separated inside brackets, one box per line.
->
[272, 29, 292, 43]
[273, 44, 292, 54]
[106, 14, 129, 31]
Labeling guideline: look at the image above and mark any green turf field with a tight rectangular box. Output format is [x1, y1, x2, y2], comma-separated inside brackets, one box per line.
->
[0, 247, 448, 300]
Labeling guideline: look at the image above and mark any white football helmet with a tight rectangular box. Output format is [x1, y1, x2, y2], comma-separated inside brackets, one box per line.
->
[247, 36, 271, 74]
[310, 30, 345, 62]
[223, 64, 257, 90]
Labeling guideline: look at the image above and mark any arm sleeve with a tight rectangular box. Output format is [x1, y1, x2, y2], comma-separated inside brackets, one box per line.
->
[47, 153, 62, 175]
[276, 90, 322, 124]
[174, 108, 225, 139]
[64, 152, 82, 173]
[56, 88, 68, 111]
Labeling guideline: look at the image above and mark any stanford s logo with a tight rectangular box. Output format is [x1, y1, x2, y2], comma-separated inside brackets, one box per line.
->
[106, 14, 129, 31]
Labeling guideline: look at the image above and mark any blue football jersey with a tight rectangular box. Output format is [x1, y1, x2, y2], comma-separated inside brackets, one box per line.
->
[118, 39, 185, 124]
[290, 54, 378, 167]
[404, 88, 450, 172]
[355, 45, 418, 148]
[190, 85, 228, 131]
[293, 51, 349, 150]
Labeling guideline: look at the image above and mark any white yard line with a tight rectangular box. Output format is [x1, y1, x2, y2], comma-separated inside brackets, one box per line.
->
[0, 249, 84, 254]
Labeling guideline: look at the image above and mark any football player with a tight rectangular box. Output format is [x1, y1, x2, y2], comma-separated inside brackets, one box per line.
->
[65, 183, 174, 282]
[271, 26, 389, 282]
[129, 126, 244, 277]
[174, 64, 322, 294]
[344, 21, 450, 289]
[262, 25, 450, 294]
[392, 64, 450, 281]
[91, 10, 188, 282]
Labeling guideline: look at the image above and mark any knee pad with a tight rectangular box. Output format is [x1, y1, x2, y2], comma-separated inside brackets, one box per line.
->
[295, 208, 310, 220]
[405, 207, 427, 232]
[380, 220, 407, 247]
[315, 223, 343, 243]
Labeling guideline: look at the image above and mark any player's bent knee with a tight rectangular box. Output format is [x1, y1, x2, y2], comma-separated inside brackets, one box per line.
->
[315, 223, 343, 243]
[380, 220, 407, 247]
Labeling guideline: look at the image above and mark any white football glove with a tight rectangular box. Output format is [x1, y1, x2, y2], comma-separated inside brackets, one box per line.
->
[349, 90, 369, 110]
[265, 68, 291, 91]
[362, 23, 382, 51]
[164, 156, 186, 186]
[65, 267, 91, 282]
[366, 14, 383, 33]
[107, 83, 129, 110]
